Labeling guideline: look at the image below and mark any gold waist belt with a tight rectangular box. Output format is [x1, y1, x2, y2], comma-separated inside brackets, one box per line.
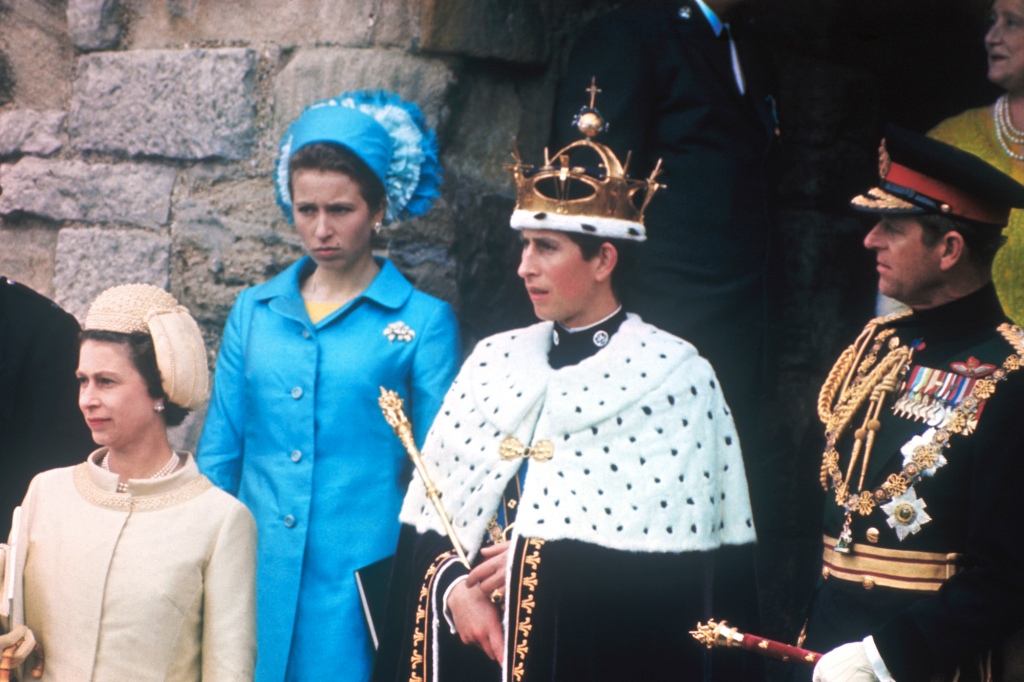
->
[822, 535, 962, 592]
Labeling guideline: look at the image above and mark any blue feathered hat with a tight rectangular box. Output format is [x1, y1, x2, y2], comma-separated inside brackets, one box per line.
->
[275, 90, 442, 225]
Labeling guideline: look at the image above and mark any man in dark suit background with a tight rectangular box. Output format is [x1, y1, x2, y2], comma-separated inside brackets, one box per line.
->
[0, 276, 93, 537]
[552, 0, 781, 530]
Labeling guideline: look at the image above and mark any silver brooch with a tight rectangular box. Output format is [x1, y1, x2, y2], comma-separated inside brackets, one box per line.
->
[593, 330, 609, 347]
[552, 329, 560, 346]
[678, 5, 691, 19]
[383, 321, 415, 343]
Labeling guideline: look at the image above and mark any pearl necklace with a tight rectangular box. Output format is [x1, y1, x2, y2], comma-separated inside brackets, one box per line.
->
[101, 451, 180, 493]
[993, 94, 1024, 161]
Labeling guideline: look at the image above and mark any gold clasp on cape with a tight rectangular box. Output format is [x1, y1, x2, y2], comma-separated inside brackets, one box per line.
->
[499, 436, 554, 462]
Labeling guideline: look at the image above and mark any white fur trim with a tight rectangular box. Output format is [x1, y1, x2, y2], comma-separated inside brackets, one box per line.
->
[399, 315, 756, 559]
[510, 209, 647, 241]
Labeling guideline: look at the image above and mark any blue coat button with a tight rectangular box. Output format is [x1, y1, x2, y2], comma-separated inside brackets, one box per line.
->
[302, 329, 311, 339]
[291, 387, 303, 399]
[290, 450, 302, 463]
[284, 514, 296, 528]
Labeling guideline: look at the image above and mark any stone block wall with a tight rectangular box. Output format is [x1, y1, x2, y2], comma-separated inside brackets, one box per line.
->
[0, 0, 564, 446]
[0, 0, 560, 318]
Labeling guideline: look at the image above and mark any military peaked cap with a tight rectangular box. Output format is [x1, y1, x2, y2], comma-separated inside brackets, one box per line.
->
[852, 123, 1024, 227]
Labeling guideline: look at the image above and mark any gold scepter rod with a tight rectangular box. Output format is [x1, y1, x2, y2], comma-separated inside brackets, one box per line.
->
[379, 387, 471, 569]
[691, 620, 821, 666]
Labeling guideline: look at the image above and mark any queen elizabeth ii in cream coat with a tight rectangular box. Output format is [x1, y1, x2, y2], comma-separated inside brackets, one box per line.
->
[0, 284, 256, 681]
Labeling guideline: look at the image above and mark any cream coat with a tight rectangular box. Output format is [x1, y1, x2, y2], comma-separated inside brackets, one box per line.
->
[2, 450, 256, 681]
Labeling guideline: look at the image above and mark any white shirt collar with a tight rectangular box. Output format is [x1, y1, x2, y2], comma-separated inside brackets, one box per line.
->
[693, 0, 724, 36]
[560, 306, 623, 334]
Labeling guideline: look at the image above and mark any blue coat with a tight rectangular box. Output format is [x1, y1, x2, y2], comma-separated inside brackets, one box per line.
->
[197, 256, 460, 682]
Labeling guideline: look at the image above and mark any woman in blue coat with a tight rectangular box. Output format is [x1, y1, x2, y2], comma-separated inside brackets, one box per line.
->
[197, 91, 461, 682]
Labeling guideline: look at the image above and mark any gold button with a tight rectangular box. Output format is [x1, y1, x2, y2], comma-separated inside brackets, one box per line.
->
[866, 528, 880, 544]
[862, 577, 875, 590]
[822, 567, 830, 580]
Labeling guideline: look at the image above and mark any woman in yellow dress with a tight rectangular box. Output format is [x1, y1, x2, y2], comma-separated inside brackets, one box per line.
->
[928, 0, 1024, 324]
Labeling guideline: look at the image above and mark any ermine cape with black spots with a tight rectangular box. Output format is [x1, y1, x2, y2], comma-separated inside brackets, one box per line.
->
[399, 314, 756, 555]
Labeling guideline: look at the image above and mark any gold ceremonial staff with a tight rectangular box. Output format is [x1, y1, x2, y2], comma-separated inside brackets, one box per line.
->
[378, 387, 471, 569]
[691, 620, 821, 666]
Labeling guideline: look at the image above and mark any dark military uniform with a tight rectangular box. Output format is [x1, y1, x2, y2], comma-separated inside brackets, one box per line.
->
[801, 283, 1024, 682]
[799, 125, 1024, 682]
[0, 277, 93, 537]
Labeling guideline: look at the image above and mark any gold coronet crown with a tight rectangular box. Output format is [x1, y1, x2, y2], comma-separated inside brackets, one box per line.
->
[506, 78, 663, 241]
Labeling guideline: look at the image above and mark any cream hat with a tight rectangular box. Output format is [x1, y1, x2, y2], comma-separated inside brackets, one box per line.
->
[84, 284, 209, 410]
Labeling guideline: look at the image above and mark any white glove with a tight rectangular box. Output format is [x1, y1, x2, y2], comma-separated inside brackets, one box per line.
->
[812, 641, 880, 682]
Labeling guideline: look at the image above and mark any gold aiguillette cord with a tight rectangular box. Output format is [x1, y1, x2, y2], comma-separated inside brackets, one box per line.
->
[378, 387, 471, 569]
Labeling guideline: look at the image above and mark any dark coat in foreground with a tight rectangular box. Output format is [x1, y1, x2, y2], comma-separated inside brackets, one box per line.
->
[0, 277, 93, 538]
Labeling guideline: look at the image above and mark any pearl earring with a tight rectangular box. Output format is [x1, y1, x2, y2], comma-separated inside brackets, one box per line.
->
[154, 403, 165, 413]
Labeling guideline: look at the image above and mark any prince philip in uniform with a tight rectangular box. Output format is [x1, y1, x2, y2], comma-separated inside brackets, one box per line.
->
[804, 126, 1024, 682]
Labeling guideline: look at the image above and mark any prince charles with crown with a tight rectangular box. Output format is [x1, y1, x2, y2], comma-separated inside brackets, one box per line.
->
[372, 88, 761, 682]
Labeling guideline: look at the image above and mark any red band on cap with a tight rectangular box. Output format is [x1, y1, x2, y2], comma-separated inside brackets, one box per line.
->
[886, 163, 1008, 226]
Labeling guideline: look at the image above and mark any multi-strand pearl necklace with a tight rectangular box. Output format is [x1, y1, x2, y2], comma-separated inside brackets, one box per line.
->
[101, 451, 180, 493]
[994, 93, 1024, 161]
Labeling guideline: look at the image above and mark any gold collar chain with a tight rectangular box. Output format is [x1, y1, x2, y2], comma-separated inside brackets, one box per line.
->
[820, 322, 1023, 549]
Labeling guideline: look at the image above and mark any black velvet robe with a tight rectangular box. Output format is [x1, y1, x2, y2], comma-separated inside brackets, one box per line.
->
[371, 312, 763, 682]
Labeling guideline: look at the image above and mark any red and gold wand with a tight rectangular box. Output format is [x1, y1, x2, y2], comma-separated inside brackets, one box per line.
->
[690, 620, 821, 666]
